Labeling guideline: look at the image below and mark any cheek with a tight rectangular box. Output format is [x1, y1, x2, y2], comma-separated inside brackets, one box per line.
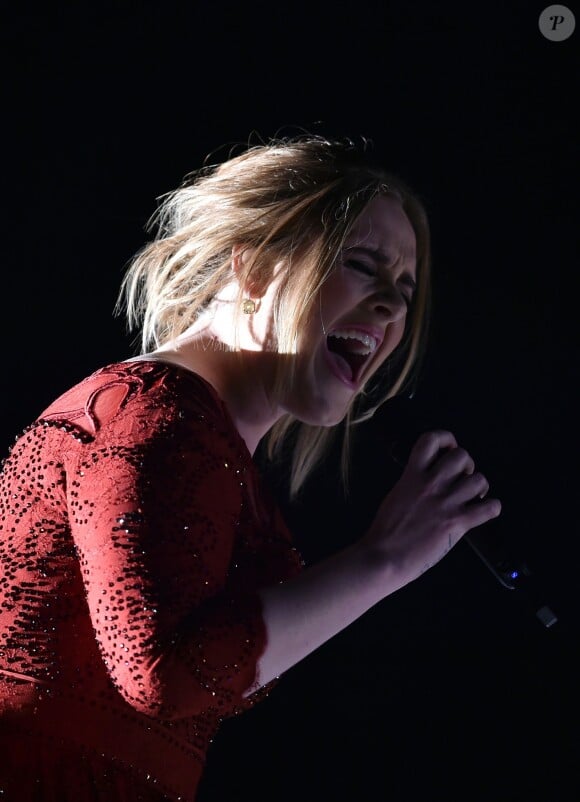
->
[318, 271, 354, 313]
[384, 318, 407, 351]
[370, 318, 408, 373]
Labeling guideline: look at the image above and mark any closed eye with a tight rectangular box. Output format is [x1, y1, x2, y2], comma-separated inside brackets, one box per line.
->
[346, 259, 414, 307]
[345, 258, 376, 277]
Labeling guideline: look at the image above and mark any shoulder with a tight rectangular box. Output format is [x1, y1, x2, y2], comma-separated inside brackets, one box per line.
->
[38, 360, 234, 442]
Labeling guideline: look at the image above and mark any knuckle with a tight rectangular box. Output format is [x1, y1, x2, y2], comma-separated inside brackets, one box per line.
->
[422, 429, 454, 445]
[422, 471, 441, 493]
[416, 431, 436, 448]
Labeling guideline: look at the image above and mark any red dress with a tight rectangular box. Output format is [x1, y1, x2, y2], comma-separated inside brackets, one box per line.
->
[0, 360, 303, 801]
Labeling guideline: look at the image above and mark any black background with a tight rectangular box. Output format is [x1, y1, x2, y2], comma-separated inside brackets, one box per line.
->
[1, 2, 579, 800]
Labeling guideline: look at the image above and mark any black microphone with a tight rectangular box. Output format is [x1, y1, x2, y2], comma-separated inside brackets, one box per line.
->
[387, 417, 559, 629]
[463, 526, 558, 629]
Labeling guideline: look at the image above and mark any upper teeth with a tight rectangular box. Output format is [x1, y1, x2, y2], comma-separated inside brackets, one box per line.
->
[328, 329, 378, 354]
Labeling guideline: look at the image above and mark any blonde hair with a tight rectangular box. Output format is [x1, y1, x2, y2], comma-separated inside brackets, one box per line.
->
[115, 134, 432, 501]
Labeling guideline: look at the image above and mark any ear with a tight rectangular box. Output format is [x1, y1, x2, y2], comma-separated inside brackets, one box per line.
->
[231, 244, 262, 296]
[231, 244, 254, 273]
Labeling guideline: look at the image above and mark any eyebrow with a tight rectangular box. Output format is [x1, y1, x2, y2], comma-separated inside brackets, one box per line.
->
[346, 246, 417, 291]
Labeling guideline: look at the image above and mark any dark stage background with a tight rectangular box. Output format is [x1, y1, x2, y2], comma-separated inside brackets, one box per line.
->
[1, 3, 578, 800]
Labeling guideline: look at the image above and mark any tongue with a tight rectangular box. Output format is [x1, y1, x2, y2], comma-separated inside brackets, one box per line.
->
[329, 350, 354, 382]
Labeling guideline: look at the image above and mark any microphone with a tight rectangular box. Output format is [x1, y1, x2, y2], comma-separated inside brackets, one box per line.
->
[386, 418, 559, 629]
[463, 527, 558, 629]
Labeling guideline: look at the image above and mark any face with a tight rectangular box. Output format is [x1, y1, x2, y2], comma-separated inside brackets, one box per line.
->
[285, 194, 417, 425]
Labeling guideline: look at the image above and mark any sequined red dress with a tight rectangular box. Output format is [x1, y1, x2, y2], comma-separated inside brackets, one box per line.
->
[0, 360, 303, 801]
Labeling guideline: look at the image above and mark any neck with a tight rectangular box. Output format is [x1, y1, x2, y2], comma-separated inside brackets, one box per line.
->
[154, 339, 285, 457]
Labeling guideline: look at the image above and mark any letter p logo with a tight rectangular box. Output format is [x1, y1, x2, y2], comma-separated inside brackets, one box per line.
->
[539, 5, 576, 40]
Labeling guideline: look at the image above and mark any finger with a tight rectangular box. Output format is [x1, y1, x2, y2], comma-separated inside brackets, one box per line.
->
[460, 497, 502, 532]
[410, 430, 458, 471]
[432, 448, 476, 481]
[447, 472, 489, 505]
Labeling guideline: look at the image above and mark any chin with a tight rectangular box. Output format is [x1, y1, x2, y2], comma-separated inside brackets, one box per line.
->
[294, 396, 349, 428]
[287, 357, 353, 426]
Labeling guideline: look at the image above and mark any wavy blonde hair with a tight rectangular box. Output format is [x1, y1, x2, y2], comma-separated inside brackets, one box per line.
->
[115, 134, 432, 501]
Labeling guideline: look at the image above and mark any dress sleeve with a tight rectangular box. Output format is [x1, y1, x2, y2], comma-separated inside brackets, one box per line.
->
[64, 378, 271, 721]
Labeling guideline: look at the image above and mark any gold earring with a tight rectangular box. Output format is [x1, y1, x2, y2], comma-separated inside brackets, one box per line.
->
[242, 299, 256, 314]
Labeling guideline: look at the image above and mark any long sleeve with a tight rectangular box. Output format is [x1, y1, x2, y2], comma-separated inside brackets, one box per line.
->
[63, 367, 279, 719]
[0, 360, 303, 800]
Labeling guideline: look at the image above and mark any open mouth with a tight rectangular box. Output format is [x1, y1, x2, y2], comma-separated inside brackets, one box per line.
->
[325, 336, 373, 384]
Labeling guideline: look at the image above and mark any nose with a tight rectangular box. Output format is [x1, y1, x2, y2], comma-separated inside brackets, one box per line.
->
[370, 286, 408, 323]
